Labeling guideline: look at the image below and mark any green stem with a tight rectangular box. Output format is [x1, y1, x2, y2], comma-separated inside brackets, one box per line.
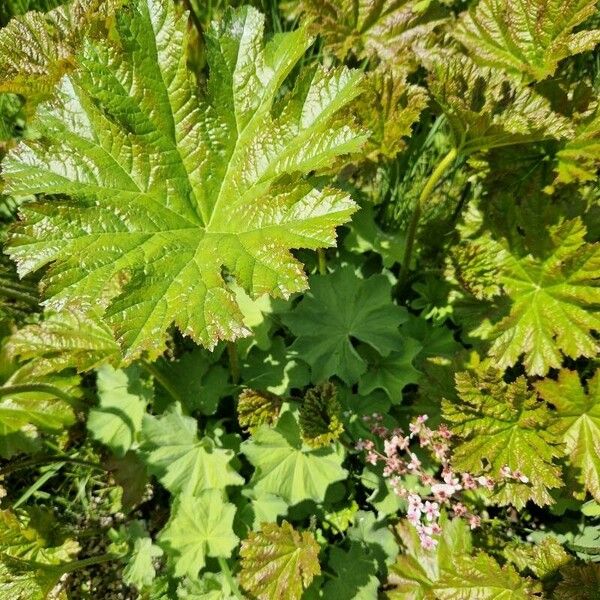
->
[317, 248, 327, 275]
[227, 342, 240, 385]
[218, 557, 245, 599]
[398, 147, 458, 290]
[0, 383, 76, 404]
[140, 359, 184, 405]
[0, 456, 106, 477]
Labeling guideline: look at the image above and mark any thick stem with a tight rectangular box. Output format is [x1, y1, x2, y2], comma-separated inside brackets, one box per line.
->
[218, 557, 245, 599]
[227, 342, 240, 385]
[0, 383, 76, 404]
[398, 147, 458, 290]
[317, 248, 327, 275]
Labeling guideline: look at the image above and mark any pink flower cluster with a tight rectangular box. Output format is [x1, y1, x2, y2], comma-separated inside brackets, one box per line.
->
[355, 413, 523, 549]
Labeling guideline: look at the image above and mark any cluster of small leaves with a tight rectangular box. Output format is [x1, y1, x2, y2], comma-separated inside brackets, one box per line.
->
[0, 0, 599, 598]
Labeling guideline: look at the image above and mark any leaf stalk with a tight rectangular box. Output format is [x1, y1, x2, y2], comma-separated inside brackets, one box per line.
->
[398, 146, 458, 290]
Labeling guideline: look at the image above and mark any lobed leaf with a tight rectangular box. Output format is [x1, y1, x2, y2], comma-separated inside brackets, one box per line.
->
[443, 370, 563, 508]
[427, 53, 574, 154]
[489, 218, 600, 376]
[140, 404, 244, 496]
[3, 0, 366, 361]
[455, 0, 600, 82]
[158, 489, 238, 578]
[239, 521, 320, 600]
[283, 267, 407, 384]
[537, 369, 600, 502]
[242, 410, 348, 506]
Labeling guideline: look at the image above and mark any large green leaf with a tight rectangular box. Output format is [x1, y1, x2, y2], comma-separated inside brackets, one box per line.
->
[158, 489, 238, 578]
[140, 404, 244, 496]
[3, 1, 366, 361]
[242, 410, 348, 506]
[427, 53, 573, 154]
[239, 521, 320, 600]
[0, 508, 80, 600]
[443, 370, 563, 508]
[357, 338, 421, 402]
[489, 218, 600, 376]
[455, 0, 600, 82]
[537, 369, 600, 502]
[283, 268, 407, 384]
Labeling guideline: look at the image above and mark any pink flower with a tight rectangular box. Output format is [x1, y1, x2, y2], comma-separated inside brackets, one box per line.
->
[469, 515, 481, 529]
[437, 424, 452, 439]
[407, 505, 422, 525]
[366, 451, 379, 466]
[431, 482, 460, 501]
[407, 452, 421, 471]
[512, 470, 529, 483]
[430, 522, 442, 535]
[420, 473, 434, 486]
[423, 501, 440, 522]
[476, 475, 494, 490]
[409, 415, 428, 437]
[500, 465, 512, 478]
[408, 493, 422, 509]
[453, 502, 467, 517]
[461, 473, 476, 490]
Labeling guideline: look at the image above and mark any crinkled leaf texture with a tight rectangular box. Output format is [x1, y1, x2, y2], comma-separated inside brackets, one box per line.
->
[427, 54, 573, 154]
[388, 517, 539, 599]
[6, 306, 120, 374]
[537, 369, 600, 502]
[0, 0, 121, 107]
[555, 109, 600, 184]
[443, 370, 563, 508]
[489, 218, 600, 376]
[291, 0, 447, 73]
[239, 521, 320, 600]
[387, 516, 473, 599]
[503, 537, 569, 581]
[242, 410, 348, 506]
[283, 267, 407, 384]
[357, 70, 428, 160]
[158, 489, 238, 578]
[455, 0, 600, 81]
[553, 563, 600, 600]
[435, 553, 541, 599]
[3, 0, 366, 361]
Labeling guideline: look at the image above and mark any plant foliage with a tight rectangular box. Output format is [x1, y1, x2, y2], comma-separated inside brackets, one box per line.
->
[0, 0, 598, 597]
